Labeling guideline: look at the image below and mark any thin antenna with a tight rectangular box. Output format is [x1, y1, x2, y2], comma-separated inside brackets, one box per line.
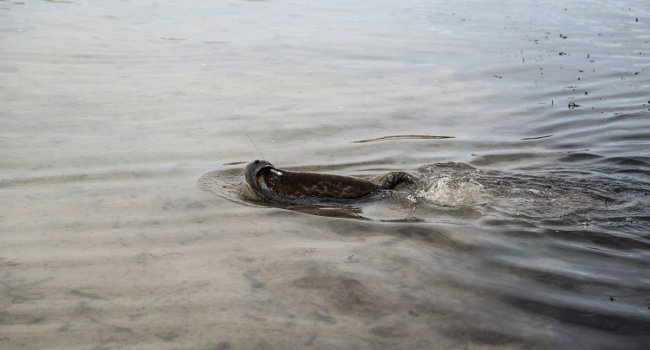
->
[247, 133, 265, 160]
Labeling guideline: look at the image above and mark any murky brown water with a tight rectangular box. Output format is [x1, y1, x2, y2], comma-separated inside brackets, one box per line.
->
[1, 0, 649, 349]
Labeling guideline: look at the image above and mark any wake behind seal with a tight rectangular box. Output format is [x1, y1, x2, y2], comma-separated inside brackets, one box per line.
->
[245, 160, 417, 204]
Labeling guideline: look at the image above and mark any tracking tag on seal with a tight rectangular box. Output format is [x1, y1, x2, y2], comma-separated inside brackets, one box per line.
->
[270, 169, 284, 178]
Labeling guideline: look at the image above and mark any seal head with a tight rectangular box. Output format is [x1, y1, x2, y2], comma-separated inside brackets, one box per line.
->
[244, 160, 280, 202]
[245, 160, 274, 190]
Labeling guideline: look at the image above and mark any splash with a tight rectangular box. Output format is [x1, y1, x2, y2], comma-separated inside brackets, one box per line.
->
[418, 175, 485, 206]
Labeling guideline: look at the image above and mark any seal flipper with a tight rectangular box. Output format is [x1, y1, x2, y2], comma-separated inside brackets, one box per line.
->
[378, 172, 417, 189]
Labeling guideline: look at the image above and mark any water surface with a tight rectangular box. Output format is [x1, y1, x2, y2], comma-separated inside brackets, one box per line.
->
[1, 0, 649, 349]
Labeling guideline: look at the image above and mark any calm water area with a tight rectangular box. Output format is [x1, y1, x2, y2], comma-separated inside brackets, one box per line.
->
[1, 0, 649, 349]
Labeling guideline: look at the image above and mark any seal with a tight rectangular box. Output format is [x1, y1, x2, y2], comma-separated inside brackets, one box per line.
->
[245, 160, 416, 204]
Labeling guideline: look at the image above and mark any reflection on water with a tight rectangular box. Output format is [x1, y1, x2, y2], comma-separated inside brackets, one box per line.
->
[2, 0, 650, 349]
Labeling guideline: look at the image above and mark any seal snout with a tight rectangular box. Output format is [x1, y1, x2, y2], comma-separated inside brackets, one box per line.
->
[245, 160, 275, 191]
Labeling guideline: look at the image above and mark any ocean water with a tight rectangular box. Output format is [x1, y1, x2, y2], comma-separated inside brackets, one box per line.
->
[1, 0, 649, 349]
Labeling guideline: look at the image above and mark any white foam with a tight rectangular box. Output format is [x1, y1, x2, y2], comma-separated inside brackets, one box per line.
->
[418, 176, 485, 206]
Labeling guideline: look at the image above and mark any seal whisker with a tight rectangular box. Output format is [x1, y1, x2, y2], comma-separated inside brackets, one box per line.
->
[246, 133, 265, 160]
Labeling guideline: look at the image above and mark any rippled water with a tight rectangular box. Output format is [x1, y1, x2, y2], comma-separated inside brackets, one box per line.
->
[2, 0, 649, 349]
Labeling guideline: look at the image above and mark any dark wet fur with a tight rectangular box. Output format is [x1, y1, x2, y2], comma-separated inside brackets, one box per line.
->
[245, 160, 415, 203]
[262, 169, 378, 198]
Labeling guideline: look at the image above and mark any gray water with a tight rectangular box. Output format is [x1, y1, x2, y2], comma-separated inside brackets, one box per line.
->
[1, 0, 649, 349]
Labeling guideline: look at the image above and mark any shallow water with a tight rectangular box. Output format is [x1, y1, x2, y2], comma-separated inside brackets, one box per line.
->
[1, 0, 650, 349]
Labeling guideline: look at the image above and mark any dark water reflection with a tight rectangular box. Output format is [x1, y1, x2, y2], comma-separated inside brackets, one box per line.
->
[2, 0, 650, 349]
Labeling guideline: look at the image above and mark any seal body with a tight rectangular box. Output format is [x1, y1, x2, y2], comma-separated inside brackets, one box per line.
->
[245, 160, 415, 204]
